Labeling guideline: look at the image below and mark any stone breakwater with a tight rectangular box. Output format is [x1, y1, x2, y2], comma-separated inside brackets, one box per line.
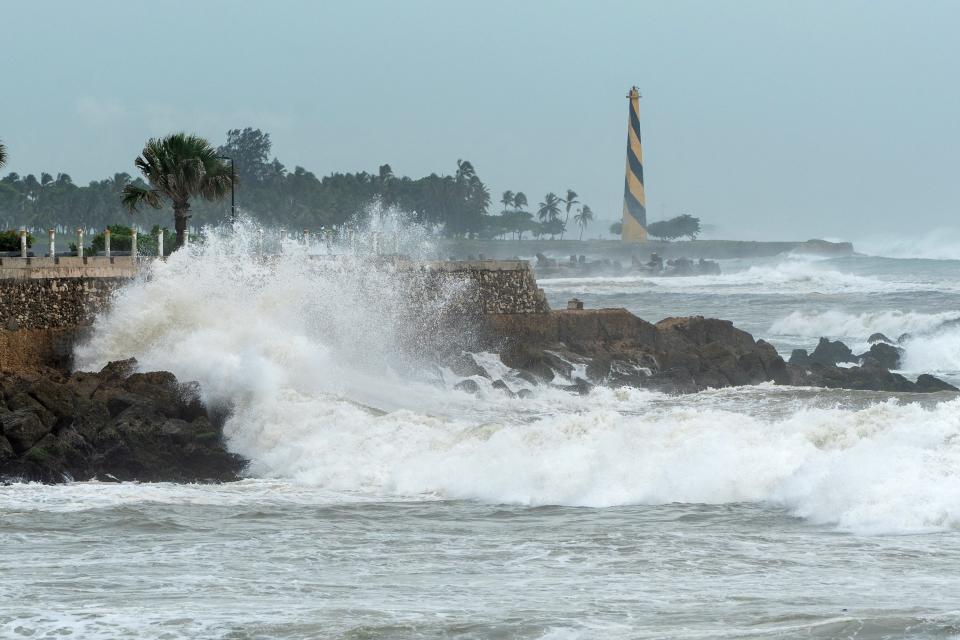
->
[0, 359, 244, 483]
[0, 259, 549, 371]
[469, 311, 958, 395]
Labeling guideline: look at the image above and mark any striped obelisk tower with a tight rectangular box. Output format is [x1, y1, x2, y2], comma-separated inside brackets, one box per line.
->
[621, 86, 648, 241]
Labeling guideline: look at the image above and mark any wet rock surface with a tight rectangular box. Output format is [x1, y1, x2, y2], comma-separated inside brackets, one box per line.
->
[482, 309, 957, 395]
[0, 359, 245, 483]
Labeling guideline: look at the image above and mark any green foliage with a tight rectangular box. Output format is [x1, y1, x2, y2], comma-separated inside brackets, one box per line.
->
[646, 214, 701, 241]
[123, 132, 234, 250]
[0, 229, 33, 250]
[0, 139, 6, 169]
[89, 224, 166, 254]
[609, 222, 623, 236]
[0, 127, 601, 242]
[573, 205, 594, 240]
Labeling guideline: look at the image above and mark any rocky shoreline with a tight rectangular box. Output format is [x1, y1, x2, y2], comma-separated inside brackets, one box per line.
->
[465, 309, 958, 395]
[3, 306, 956, 484]
[0, 359, 244, 483]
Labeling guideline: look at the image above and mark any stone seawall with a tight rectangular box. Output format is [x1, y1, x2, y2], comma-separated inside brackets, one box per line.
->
[0, 278, 124, 330]
[0, 259, 548, 371]
[410, 260, 549, 315]
[0, 278, 126, 371]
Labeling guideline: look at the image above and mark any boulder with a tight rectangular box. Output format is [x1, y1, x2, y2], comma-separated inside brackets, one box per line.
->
[485, 309, 954, 395]
[454, 379, 481, 394]
[807, 337, 855, 366]
[0, 361, 246, 484]
[491, 379, 515, 397]
[868, 332, 894, 344]
[858, 342, 903, 370]
[1, 409, 51, 453]
[914, 374, 959, 393]
[444, 352, 489, 379]
[499, 343, 555, 382]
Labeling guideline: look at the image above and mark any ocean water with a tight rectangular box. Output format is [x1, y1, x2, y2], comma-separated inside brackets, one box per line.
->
[4, 225, 960, 639]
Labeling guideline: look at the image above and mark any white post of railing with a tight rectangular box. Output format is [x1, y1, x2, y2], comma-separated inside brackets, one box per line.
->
[157, 229, 164, 258]
[303, 229, 310, 249]
[104, 228, 111, 258]
[257, 228, 264, 256]
[48, 229, 55, 258]
[184, 226, 190, 248]
[279, 229, 287, 253]
[131, 229, 138, 259]
[20, 228, 27, 258]
[77, 228, 84, 258]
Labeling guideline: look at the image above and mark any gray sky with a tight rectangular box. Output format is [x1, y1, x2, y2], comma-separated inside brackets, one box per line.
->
[3, 0, 958, 240]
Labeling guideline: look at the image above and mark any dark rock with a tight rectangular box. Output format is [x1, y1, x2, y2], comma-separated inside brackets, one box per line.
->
[868, 332, 894, 344]
[1, 409, 51, 453]
[858, 342, 903, 370]
[28, 378, 76, 419]
[808, 338, 855, 366]
[515, 370, 542, 386]
[500, 342, 555, 382]
[454, 379, 481, 394]
[897, 333, 912, 344]
[445, 352, 489, 379]
[0, 436, 15, 464]
[7, 392, 55, 429]
[796, 364, 916, 392]
[585, 356, 611, 382]
[491, 379, 515, 397]
[516, 389, 534, 399]
[485, 309, 952, 395]
[914, 374, 959, 393]
[0, 366, 245, 484]
[557, 377, 593, 395]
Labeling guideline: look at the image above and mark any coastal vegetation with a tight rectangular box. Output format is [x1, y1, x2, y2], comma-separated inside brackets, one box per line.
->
[121, 133, 234, 250]
[646, 214, 702, 241]
[0, 139, 6, 169]
[0, 128, 600, 241]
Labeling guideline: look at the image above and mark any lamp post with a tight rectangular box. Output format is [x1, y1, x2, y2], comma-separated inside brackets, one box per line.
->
[217, 155, 236, 223]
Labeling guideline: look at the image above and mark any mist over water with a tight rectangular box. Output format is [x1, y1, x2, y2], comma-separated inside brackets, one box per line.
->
[7, 226, 960, 638]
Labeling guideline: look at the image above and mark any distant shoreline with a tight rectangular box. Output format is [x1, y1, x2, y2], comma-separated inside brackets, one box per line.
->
[439, 238, 855, 260]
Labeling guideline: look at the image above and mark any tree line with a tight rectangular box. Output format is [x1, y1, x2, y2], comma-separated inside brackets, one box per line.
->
[0, 129, 598, 245]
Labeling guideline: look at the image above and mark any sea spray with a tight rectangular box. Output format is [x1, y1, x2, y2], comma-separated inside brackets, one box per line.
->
[73, 223, 960, 534]
[539, 258, 944, 296]
[769, 309, 960, 341]
[75, 214, 471, 410]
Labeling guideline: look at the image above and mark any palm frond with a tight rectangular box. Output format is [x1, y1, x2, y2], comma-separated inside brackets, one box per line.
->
[121, 184, 162, 212]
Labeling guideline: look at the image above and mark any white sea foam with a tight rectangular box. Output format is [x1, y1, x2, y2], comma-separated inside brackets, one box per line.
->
[539, 259, 940, 296]
[860, 229, 960, 261]
[71, 222, 960, 534]
[901, 325, 960, 374]
[769, 309, 960, 340]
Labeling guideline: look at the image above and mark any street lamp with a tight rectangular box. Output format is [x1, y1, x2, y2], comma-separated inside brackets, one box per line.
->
[218, 155, 236, 223]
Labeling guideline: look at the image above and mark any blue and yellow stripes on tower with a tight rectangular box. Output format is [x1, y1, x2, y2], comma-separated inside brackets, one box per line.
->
[621, 86, 648, 241]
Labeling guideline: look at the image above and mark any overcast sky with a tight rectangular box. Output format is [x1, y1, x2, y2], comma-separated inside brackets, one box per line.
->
[3, 0, 958, 240]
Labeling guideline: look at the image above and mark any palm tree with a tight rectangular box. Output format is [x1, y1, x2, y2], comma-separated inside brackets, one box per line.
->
[500, 190, 514, 213]
[537, 192, 562, 222]
[513, 192, 528, 211]
[561, 189, 579, 240]
[537, 193, 563, 239]
[0, 139, 6, 169]
[121, 133, 234, 250]
[455, 159, 475, 182]
[573, 205, 594, 240]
